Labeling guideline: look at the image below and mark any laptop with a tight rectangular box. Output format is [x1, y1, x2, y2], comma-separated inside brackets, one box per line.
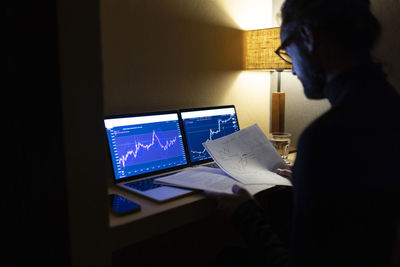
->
[179, 105, 240, 166]
[104, 111, 193, 202]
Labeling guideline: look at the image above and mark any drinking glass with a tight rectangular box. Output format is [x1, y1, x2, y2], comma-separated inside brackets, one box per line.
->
[270, 132, 291, 163]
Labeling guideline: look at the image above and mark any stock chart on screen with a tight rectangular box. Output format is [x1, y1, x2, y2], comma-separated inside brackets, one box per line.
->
[105, 114, 187, 180]
[181, 107, 239, 163]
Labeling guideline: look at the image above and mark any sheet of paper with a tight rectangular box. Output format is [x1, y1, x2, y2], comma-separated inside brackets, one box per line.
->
[155, 166, 240, 194]
[203, 124, 292, 186]
[155, 166, 276, 195]
[244, 184, 276, 195]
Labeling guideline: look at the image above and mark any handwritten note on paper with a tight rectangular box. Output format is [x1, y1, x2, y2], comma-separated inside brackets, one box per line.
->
[203, 124, 292, 186]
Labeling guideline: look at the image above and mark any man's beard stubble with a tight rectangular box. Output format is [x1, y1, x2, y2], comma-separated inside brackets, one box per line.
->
[298, 46, 327, 100]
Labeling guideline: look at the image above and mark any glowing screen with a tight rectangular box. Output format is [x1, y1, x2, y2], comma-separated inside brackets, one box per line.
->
[181, 107, 239, 163]
[105, 113, 187, 180]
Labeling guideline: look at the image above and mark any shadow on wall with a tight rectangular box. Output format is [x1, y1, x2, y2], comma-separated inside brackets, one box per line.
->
[101, 0, 244, 114]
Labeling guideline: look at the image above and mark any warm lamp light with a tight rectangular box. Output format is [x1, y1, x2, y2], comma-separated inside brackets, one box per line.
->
[244, 27, 292, 133]
[244, 28, 291, 70]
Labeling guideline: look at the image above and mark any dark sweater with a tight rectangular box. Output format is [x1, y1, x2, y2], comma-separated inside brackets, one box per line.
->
[232, 64, 400, 267]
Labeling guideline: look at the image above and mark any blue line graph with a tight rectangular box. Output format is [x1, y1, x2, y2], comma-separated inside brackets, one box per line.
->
[106, 121, 187, 179]
[183, 114, 239, 163]
[117, 130, 178, 167]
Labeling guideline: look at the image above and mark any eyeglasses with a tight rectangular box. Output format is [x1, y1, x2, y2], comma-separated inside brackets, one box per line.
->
[275, 46, 292, 64]
[274, 31, 295, 64]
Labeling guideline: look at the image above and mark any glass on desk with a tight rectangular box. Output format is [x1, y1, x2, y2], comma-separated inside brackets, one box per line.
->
[270, 132, 292, 163]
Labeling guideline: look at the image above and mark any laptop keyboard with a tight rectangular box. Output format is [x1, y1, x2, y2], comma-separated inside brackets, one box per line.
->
[125, 178, 163, 192]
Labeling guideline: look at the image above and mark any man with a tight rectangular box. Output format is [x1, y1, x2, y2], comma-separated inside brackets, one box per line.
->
[208, 0, 400, 266]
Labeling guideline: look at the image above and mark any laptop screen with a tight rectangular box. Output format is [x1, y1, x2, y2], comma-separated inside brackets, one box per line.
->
[104, 112, 188, 181]
[180, 106, 239, 164]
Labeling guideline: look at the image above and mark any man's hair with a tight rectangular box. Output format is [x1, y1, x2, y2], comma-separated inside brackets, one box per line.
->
[281, 0, 381, 57]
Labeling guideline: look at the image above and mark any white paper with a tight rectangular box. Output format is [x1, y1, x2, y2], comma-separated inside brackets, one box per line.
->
[155, 166, 239, 194]
[244, 184, 276, 195]
[203, 124, 292, 186]
[155, 166, 276, 195]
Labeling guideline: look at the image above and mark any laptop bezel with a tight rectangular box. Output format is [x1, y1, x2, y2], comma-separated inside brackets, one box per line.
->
[104, 110, 190, 184]
[179, 105, 240, 166]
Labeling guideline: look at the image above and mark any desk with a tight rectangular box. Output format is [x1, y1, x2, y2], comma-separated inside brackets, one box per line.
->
[108, 152, 296, 253]
[108, 187, 215, 252]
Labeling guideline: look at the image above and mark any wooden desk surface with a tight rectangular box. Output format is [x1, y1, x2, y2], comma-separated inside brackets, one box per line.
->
[108, 152, 296, 252]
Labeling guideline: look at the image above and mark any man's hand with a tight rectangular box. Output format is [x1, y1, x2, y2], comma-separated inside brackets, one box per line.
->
[204, 184, 253, 217]
[275, 167, 293, 181]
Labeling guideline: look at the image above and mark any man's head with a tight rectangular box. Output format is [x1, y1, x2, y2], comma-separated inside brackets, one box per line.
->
[279, 0, 381, 99]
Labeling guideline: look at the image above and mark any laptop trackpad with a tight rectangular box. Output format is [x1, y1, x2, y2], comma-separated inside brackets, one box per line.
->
[146, 186, 192, 202]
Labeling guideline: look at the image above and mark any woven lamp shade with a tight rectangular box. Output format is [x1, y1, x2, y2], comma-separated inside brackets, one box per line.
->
[244, 27, 292, 70]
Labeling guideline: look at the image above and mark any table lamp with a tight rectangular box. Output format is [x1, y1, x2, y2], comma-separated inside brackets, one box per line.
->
[244, 27, 292, 132]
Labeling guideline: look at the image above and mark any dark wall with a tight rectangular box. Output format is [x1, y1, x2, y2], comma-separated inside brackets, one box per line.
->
[58, 0, 110, 264]
[5, 0, 69, 266]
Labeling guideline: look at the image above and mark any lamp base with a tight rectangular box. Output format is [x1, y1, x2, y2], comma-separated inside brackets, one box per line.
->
[271, 92, 285, 132]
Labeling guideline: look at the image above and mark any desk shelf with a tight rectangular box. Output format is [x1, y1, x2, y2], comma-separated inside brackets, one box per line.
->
[108, 152, 296, 252]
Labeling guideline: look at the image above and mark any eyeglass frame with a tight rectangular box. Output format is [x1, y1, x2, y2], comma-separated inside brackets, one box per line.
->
[274, 30, 297, 64]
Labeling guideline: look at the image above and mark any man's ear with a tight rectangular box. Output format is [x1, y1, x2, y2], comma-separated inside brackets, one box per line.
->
[299, 25, 315, 53]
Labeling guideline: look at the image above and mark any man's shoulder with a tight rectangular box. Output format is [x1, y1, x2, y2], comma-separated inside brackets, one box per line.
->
[297, 108, 340, 146]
